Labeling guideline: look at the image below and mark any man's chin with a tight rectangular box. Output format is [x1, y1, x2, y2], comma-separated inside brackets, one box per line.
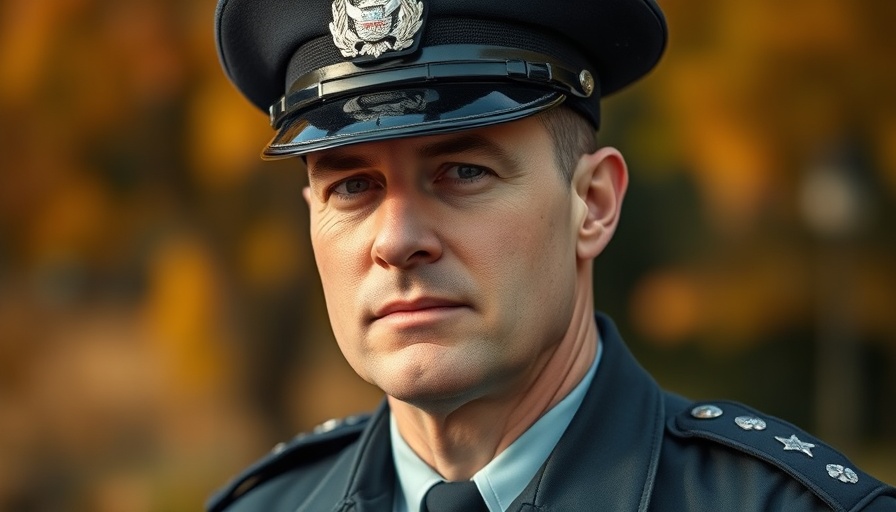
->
[379, 367, 488, 413]
[386, 388, 479, 416]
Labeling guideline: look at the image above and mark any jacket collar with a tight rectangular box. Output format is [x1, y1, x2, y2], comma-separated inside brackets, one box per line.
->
[506, 313, 665, 511]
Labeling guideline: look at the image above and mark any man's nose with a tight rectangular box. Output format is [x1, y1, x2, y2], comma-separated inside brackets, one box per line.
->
[370, 194, 442, 269]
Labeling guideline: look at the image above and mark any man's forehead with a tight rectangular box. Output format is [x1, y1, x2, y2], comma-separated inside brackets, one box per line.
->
[305, 117, 545, 170]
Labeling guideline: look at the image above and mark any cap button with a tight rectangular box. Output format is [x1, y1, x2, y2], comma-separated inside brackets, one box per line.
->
[691, 404, 724, 419]
[579, 70, 595, 97]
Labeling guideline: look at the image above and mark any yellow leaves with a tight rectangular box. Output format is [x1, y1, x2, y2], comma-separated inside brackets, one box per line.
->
[143, 235, 230, 397]
[29, 314, 163, 459]
[851, 254, 896, 341]
[630, 0, 896, 355]
[103, 2, 186, 100]
[875, 117, 896, 197]
[629, 270, 701, 346]
[692, 129, 773, 230]
[239, 216, 306, 292]
[629, 249, 813, 350]
[27, 172, 109, 263]
[654, 0, 896, 234]
[658, 58, 774, 230]
[0, 0, 86, 106]
[187, 79, 271, 189]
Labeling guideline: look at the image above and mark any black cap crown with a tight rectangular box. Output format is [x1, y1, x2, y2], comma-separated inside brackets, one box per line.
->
[215, 0, 667, 157]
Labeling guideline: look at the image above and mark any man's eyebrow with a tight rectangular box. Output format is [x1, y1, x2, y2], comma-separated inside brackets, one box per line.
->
[417, 134, 520, 169]
[309, 133, 520, 177]
[308, 153, 375, 177]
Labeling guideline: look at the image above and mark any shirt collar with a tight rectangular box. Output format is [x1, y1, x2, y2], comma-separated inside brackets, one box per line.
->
[390, 339, 603, 512]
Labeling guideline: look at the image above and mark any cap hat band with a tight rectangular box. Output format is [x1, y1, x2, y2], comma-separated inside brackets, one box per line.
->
[287, 17, 590, 84]
[271, 44, 597, 128]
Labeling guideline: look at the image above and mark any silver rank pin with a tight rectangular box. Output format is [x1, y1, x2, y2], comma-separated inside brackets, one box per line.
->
[827, 464, 860, 484]
[775, 434, 816, 458]
[691, 404, 723, 419]
[734, 416, 767, 431]
[329, 0, 425, 59]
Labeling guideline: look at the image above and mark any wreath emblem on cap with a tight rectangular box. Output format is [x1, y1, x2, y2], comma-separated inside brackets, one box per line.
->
[329, 0, 424, 59]
[343, 90, 434, 121]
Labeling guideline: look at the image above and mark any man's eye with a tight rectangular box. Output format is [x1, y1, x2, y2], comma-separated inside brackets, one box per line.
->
[332, 177, 374, 197]
[443, 164, 489, 182]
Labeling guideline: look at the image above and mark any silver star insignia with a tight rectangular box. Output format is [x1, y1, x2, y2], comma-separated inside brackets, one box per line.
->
[775, 434, 815, 457]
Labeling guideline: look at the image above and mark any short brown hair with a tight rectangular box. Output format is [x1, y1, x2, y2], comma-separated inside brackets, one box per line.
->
[538, 106, 598, 183]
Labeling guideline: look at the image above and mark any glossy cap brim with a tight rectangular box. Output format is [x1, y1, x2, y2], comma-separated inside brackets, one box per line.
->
[263, 83, 565, 158]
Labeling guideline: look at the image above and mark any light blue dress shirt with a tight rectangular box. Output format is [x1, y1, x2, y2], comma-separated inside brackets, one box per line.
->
[390, 339, 603, 512]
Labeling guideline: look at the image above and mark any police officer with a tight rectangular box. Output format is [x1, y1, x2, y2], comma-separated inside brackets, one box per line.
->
[209, 0, 896, 510]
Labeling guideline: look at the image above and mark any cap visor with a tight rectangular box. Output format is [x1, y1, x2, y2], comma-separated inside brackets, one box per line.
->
[263, 83, 564, 158]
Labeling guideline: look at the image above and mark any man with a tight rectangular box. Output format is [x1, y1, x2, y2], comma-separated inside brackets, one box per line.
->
[208, 0, 896, 510]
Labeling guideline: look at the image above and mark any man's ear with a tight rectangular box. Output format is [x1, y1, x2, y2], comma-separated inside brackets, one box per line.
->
[571, 147, 628, 260]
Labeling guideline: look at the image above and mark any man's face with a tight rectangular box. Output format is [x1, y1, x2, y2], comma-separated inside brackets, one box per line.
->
[304, 115, 585, 409]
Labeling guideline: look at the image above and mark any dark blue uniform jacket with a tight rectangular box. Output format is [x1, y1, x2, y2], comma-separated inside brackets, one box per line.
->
[208, 314, 896, 511]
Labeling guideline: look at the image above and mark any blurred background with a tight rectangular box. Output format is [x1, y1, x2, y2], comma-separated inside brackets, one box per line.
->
[0, 0, 894, 510]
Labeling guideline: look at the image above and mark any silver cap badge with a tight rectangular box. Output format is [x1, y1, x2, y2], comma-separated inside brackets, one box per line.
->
[329, 0, 424, 59]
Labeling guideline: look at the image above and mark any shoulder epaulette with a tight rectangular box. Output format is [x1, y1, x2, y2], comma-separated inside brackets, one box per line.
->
[668, 400, 892, 512]
[205, 414, 370, 512]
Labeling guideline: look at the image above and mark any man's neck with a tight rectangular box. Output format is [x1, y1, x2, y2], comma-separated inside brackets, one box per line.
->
[387, 288, 598, 481]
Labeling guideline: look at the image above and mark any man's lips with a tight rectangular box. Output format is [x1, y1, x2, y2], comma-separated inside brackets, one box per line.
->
[371, 298, 468, 321]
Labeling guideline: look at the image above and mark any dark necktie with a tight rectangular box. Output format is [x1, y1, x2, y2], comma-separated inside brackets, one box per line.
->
[423, 480, 488, 512]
